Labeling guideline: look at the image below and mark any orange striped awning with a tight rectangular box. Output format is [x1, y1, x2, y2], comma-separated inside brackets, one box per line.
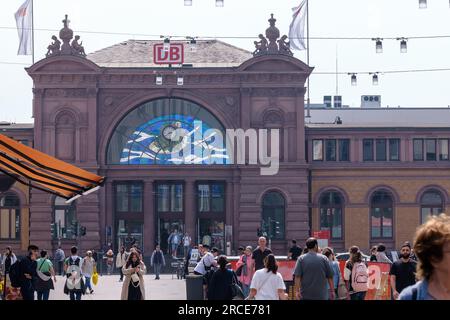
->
[0, 133, 104, 202]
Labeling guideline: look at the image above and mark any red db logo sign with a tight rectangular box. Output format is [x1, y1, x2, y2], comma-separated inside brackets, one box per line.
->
[153, 43, 184, 64]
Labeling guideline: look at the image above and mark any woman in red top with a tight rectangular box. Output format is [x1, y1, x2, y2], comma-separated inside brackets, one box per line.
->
[236, 246, 255, 298]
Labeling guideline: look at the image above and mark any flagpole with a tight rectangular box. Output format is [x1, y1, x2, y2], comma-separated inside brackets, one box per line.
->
[306, 0, 310, 118]
[31, 0, 35, 64]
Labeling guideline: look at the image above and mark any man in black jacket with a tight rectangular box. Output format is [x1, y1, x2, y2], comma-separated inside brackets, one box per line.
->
[19, 245, 39, 300]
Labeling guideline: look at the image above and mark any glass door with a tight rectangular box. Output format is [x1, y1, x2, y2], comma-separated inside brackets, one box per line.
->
[158, 218, 184, 257]
[198, 218, 225, 252]
[116, 219, 144, 252]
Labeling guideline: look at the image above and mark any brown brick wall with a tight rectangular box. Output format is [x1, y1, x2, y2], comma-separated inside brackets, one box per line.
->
[312, 169, 450, 252]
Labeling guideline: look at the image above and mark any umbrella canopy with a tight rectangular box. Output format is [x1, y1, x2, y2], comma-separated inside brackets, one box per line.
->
[0, 133, 104, 202]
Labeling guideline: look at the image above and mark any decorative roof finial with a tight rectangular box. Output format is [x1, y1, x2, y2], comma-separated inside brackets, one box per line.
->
[253, 14, 292, 56]
[45, 15, 86, 58]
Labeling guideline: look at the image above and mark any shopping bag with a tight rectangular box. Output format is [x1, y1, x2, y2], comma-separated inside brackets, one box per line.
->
[92, 272, 99, 286]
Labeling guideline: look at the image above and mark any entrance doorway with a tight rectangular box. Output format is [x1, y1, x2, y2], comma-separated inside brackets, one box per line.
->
[158, 218, 184, 257]
[116, 219, 144, 252]
[198, 219, 225, 253]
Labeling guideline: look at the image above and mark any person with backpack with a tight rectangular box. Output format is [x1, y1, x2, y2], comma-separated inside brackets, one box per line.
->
[64, 246, 85, 300]
[9, 244, 39, 300]
[150, 244, 165, 280]
[293, 238, 335, 300]
[400, 214, 450, 300]
[247, 254, 287, 300]
[207, 255, 236, 300]
[344, 250, 369, 300]
[35, 250, 57, 300]
[235, 245, 254, 298]
[121, 251, 146, 300]
[54, 246, 65, 276]
[193, 245, 219, 299]
[82, 251, 95, 294]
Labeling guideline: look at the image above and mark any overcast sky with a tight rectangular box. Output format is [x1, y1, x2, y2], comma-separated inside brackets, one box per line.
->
[1, 0, 450, 122]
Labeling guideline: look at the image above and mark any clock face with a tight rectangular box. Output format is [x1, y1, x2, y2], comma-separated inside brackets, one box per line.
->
[162, 125, 176, 140]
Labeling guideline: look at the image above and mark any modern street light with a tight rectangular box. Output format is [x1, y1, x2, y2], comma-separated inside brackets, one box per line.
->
[216, 0, 224, 7]
[177, 75, 184, 86]
[350, 73, 357, 86]
[372, 73, 379, 85]
[184, 0, 192, 6]
[398, 38, 408, 53]
[372, 38, 383, 53]
[163, 37, 171, 52]
[419, 0, 427, 8]
[156, 75, 163, 85]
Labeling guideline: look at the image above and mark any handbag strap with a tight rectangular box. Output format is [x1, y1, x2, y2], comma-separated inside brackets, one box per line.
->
[38, 259, 47, 271]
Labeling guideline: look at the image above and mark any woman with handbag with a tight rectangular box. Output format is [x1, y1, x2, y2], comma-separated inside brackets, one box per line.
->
[121, 251, 146, 300]
[247, 254, 287, 300]
[35, 250, 57, 300]
[235, 246, 254, 298]
[207, 255, 237, 300]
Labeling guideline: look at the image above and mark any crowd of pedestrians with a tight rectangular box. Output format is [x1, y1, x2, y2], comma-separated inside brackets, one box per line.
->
[0, 213, 448, 300]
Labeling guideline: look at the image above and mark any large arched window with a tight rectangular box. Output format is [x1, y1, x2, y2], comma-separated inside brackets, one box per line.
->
[320, 191, 343, 239]
[0, 192, 20, 240]
[107, 98, 229, 165]
[370, 190, 394, 239]
[420, 190, 444, 223]
[52, 196, 77, 240]
[261, 191, 285, 240]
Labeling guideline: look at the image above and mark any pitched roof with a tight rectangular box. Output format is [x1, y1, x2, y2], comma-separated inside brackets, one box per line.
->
[305, 107, 450, 129]
[88, 39, 253, 68]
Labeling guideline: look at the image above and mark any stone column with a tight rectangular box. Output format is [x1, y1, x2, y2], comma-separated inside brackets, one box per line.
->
[184, 180, 196, 243]
[143, 180, 155, 256]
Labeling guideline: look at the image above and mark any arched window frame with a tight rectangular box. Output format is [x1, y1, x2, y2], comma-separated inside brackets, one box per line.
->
[420, 189, 444, 223]
[370, 190, 394, 239]
[319, 191, 344, 240]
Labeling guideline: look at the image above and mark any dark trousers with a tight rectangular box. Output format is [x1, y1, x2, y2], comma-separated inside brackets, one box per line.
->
[69, 291, 82, 300]
[153, 264, 162, 279]
[119, 267, 124, 281]
[58, 261, 64, 275]
[20, 284, 35, 301]
[351, 291, 367, 300]
[37, 290, 50, 300]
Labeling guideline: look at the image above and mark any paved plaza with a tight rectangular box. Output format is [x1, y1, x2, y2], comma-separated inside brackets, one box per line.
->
[48, 274, 186, 300]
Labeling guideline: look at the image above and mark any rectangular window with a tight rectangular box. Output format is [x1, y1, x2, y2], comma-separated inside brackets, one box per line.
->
[439, 139, 449, 161]
[129, 184, 143, 212]
[338, 139, 350, 161]
[363, 139, 373, 161]
[211, 184, 225, 212]
[116, 183, 143, 213]
[325, 140, 336, 161]
[375, 139, 387, 161]
[313, 140, 323, 161]
[426, 139, 437, 161]
[116, 184, 129, 212]
[171, 184, 183, 212]
[157, 184, 170, 212]
[198, 183, 225, 213]
[413, 139, 424, 161]
[389, 139, 400, 161]
[198, 184, 210, 212]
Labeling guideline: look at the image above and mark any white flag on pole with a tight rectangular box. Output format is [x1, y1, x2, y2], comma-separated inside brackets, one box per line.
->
[15, 0, 33, 55]
[289, 0, 307, 51]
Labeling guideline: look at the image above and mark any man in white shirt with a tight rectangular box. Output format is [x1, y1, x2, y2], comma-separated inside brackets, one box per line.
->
[193, 245, 218, 275]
